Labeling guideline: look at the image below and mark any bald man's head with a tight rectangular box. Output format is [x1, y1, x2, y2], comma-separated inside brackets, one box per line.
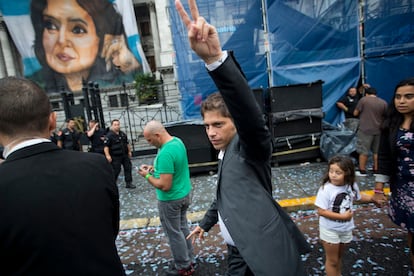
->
[143, 120, 171, 148]
[144, 120, 165, 135]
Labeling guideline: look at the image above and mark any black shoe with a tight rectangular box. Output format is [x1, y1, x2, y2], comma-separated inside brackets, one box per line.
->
[164, 263, 195, 276]
[125, 182, 136, 189]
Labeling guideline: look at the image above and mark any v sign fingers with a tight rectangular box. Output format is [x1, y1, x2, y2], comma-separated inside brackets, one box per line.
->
[175, 0, 200, 24]
[174, 0, 223, 64]
[175, 0, 191, 28]
[188, 0, 200, 22]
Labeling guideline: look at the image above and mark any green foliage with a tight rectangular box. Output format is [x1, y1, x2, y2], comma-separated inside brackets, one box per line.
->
[134, 73, 160, 105]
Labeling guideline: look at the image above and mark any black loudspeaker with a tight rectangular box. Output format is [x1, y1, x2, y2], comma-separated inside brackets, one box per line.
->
[269, 80, 323, 138]
[271, 109, 324, 137]
[269, 80, 324, 165]
[270, 80, 323, 112]
[272, 117, 322, 137]
[272, 133, 321, 165]
[165, 121, 218, 174]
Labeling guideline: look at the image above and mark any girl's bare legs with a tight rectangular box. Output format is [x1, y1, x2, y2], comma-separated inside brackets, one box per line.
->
[338, 243, 347, 274]
[322, 241, 346, 276]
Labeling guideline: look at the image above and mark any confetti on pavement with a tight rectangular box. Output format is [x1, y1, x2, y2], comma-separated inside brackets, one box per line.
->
[115, 157, 412, 275]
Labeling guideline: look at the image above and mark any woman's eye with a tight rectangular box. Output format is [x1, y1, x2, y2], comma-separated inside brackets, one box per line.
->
[43, 20, 58, 31]
[72, 25, 87, 34]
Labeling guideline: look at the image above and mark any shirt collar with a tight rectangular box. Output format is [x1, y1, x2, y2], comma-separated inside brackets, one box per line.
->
[3, 138, 51, 159]
[218, 150, 225, 160]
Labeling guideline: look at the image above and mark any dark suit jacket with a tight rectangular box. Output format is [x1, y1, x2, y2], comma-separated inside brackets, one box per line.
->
[0, 142, 125, 275]
[199, 52, 310, 275]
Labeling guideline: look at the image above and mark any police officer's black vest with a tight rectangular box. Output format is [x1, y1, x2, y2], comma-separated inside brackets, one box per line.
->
[106, 131, 128, 156]
[61, 128, 80, 151]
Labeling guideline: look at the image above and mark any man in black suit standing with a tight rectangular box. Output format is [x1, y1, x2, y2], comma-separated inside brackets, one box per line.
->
[176, 0, 310, 275]
[0, 77, 125, 275]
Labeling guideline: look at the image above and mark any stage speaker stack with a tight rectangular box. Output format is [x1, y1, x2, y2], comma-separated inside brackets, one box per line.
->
[269, 80, 324, 165]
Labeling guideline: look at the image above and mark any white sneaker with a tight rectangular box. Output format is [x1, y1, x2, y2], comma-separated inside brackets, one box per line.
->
[355, 170, 367, 177]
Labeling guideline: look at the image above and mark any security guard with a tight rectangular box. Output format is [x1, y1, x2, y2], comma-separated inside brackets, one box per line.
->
[86, 120, 107, 154]
[57, 118, 82, 151]
[104, 119, 135, 189]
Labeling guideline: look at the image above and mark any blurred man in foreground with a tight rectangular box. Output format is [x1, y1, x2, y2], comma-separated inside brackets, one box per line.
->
[0, 77, 125, 275]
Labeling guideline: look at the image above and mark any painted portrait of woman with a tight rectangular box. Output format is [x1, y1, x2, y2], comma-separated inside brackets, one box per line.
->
[30, 0, 143, 93]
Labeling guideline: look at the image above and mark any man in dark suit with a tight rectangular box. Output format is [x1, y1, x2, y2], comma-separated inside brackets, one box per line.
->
[176, 0, 310, 275]
[0, 77, 125, 275]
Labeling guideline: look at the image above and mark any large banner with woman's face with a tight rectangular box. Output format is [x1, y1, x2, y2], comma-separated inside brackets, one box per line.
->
[0, 0, 150, 94]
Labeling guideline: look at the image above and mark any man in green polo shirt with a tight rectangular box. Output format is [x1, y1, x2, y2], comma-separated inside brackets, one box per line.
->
[138, 120, 194, 276]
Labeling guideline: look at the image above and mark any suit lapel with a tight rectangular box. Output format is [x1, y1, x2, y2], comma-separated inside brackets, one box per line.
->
[216, 135, 238, 183]
[217, 158, 223, 181]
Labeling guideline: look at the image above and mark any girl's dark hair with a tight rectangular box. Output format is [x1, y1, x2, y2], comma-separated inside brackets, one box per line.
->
[322, 155, 355, 187]
[382, 77, 414, 133]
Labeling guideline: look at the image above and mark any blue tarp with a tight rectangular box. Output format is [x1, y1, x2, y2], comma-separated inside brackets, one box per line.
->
[169, 0, 266, 119]
[169, 0, 414, 123]
[363, 0, 414, 103]
[365, 54, 414, 103]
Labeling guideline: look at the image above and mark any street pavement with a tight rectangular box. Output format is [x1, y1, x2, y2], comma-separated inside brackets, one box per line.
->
[118, 156, 377, 227]
[114, 156, 412, 275]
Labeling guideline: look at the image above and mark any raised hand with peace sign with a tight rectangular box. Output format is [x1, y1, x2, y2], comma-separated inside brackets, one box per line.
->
[175, 0, 223, 65]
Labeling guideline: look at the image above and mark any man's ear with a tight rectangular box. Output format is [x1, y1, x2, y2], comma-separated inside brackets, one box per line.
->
[48, 112, 57, 132]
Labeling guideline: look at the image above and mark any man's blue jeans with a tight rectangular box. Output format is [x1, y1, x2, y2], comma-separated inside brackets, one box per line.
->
[158, 194, 194, 269]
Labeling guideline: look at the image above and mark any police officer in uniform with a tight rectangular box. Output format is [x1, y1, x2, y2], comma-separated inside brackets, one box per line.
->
[57, 118, 82, 151]
[87, 120, 106, 154]
[104, 119, 135, 189]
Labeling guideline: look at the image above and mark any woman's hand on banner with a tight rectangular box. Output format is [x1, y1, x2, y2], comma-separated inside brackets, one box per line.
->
[102, 34, 141, 73]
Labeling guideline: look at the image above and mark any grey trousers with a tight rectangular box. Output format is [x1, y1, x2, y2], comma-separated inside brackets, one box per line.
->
[158, 194, 194, 269]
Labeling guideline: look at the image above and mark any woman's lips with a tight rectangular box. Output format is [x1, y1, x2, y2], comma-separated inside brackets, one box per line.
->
[397, 106, 408, 111]
[56, 53, 73, 62]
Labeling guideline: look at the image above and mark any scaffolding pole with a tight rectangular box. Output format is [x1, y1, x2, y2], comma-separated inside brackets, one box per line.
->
[261, 0, 272, 87]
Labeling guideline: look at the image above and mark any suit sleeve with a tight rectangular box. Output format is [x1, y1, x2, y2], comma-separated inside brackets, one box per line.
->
[208, 51, 272, 160]
[102, 159, 120, 238]
[198, 199, 218, 232]
[111, 184, 120, 238]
